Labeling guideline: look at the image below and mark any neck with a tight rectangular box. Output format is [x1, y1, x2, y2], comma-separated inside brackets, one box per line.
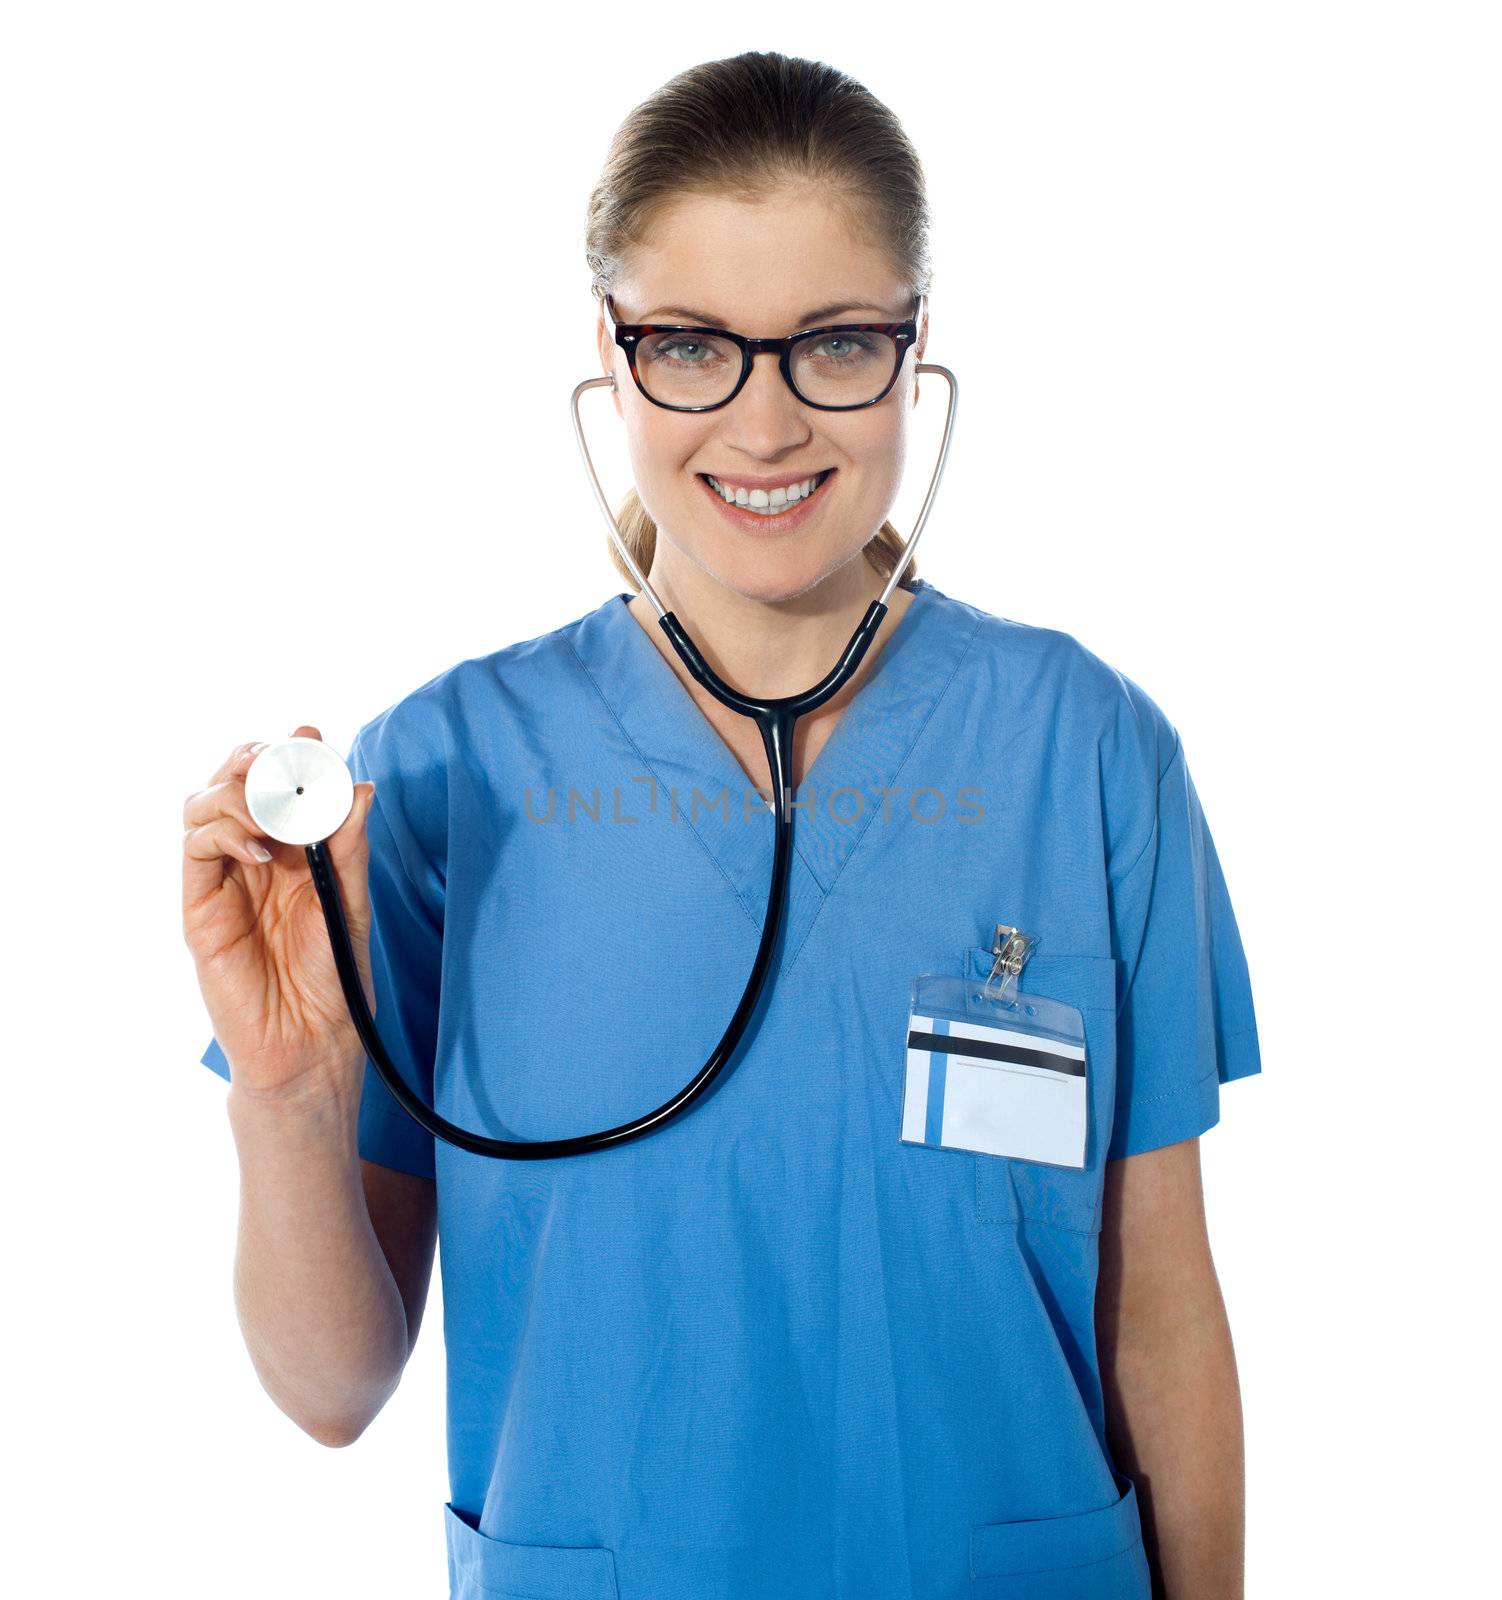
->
[632, 555, 912, 701]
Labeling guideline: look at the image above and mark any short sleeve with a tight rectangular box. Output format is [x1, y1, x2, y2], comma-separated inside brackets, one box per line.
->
[197, 724, 443, 1180]
[1106, 730, 1262, 1160]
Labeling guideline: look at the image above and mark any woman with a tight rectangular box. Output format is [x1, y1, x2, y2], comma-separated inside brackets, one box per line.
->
[183, 51, 1260, 1600]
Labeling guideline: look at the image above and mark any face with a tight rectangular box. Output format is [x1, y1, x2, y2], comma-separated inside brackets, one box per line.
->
[596, 186, 927, 605]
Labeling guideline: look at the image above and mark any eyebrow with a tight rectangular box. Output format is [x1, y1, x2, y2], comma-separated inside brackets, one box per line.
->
[640, 300, 904, 328]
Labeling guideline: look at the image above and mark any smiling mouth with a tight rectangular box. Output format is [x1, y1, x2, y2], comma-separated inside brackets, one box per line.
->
[697, 468, 836, 516]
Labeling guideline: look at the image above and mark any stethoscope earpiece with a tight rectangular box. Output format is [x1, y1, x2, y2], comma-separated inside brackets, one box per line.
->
[244, 736, 354, 846]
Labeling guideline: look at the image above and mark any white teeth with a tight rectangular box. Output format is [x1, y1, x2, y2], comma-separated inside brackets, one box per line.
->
[704, 471, 827, 514]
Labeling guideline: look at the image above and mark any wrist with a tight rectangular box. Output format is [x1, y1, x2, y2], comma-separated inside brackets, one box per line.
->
[226, 1069, 362, 1155]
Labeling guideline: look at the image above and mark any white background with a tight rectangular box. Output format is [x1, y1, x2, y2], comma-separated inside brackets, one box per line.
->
[4, 2, 1496, 1593]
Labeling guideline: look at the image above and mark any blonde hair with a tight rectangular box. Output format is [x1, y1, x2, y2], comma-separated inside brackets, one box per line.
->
[583, 50, 933, 593]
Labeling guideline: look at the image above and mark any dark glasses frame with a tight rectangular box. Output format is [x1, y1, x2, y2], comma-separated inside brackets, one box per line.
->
[602, 292, 923, 412]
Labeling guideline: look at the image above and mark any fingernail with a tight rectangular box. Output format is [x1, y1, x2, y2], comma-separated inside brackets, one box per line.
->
[249, 842, 273, 863]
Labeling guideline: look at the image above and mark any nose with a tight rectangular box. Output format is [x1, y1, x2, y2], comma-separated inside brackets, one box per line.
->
[720, 349, 811, 456]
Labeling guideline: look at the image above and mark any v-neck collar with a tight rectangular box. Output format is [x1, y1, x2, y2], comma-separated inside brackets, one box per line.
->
[566, 577, 981, 953]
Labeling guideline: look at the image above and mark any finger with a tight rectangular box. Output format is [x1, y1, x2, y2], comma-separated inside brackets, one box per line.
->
[207, 739, 271, 787]
[184, 772, 267, 832]
[187, 754, 358, 846]
[205, 726, 325, 789]
[182, 815, 276, 903]
[185, 746, 270, 831]
[184, 815, 275, 866]
[226, 726, 324, 783]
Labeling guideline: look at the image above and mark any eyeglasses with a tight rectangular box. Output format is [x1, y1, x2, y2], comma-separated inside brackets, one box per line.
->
[602, 293, 922, 412]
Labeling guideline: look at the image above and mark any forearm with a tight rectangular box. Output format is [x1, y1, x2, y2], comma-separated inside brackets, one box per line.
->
[226, 1079, 409, 1447]
[1100, 1267, 1247, 1598]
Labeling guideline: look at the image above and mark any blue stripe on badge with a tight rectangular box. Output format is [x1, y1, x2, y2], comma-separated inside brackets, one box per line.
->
[924, 1016, 949, 1145]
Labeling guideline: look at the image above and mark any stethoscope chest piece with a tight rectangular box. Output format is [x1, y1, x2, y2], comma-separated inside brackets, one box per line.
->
[244, 736, 353, 846]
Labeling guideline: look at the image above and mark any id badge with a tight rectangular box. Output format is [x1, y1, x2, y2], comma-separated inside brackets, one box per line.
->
[900, 926, 1088, 1169]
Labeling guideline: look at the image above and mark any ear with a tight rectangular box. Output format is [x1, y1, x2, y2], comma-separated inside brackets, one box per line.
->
[596, 309, 623, 418]
[911, 299, 929, 406]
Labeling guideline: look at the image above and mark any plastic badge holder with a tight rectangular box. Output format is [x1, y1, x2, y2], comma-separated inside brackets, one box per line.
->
[900, 931, 1088, 1169]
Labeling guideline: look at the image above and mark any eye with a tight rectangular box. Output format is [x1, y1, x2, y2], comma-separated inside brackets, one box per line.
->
[803, 332, 880, 364]
[650, 337, 725, 367]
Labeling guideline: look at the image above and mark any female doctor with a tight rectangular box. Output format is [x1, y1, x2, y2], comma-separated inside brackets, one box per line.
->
[182, 50, 1261, 1600]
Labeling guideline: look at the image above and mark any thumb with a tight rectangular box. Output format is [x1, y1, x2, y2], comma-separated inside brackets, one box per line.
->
[325, 780, 377, 872]
[323, 780, 377, 930]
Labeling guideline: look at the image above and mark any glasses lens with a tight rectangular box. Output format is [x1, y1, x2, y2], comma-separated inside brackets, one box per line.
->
[790, 328, 899, 406]
[635, 331, 744, 407]
[633, 327, 901, 408]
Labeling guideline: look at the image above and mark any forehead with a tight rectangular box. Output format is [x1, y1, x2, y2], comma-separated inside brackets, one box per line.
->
[616, 189, 907, 328]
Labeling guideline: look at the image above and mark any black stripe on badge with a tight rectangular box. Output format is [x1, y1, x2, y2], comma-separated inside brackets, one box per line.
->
[905, 1028, 1086, 1079]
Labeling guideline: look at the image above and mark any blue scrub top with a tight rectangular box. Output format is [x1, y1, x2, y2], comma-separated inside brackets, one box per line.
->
[200, 577, 1261, 1599]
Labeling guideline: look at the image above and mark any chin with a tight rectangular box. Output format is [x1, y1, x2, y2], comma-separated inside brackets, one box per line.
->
[695, 541, 825, 601]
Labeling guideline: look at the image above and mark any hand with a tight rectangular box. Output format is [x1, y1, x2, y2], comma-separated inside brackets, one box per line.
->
[182, 725, 378, 1107]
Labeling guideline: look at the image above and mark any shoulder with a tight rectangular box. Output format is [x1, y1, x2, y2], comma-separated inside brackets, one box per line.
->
[352, 599, 609, 775]
[921, 582, 1180, 864]
[348, 598, 617, 863]
[926, 583, 1175, 763]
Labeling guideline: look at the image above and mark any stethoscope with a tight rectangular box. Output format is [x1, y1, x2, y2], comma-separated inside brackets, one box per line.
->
[243, 356, 958, 1160]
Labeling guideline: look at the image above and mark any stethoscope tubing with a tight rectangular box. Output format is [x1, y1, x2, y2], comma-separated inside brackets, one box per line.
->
[306, 715, 800, 1159]
[308, 358, 957, 1159]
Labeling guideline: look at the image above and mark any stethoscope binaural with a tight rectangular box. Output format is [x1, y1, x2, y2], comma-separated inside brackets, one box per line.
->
[243, 357, 958, 1160]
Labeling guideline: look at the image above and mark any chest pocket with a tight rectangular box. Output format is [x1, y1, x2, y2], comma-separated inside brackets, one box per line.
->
[969, 949, 1120, 1235]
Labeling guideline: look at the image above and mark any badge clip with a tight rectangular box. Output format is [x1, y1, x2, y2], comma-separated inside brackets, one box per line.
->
[982, 922, 1036, 1006]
